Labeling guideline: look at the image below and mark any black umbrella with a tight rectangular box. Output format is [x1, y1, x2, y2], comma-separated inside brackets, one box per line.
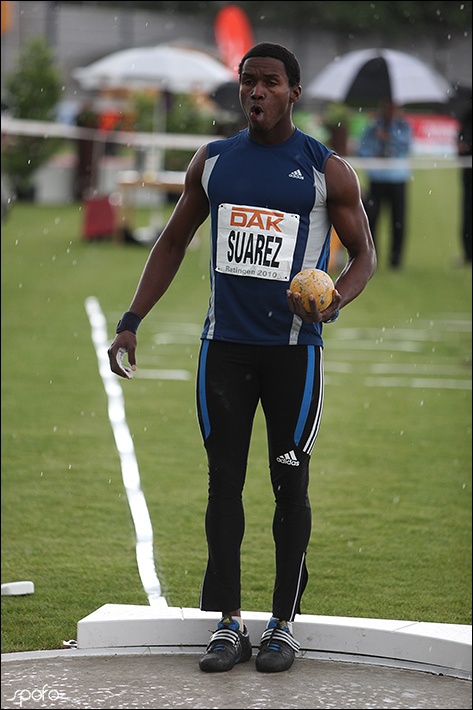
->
[306, 48, 452, 105]
[210, 80, 241, 115]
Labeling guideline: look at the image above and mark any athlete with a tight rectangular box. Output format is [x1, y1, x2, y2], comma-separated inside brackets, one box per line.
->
[108, 43, 376, 674]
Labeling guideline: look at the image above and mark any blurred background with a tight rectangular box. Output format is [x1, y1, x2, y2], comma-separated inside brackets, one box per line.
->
[1, 1, 471, 215]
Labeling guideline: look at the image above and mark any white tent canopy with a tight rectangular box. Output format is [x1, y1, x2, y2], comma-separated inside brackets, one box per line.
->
[72, 44, 234, 94]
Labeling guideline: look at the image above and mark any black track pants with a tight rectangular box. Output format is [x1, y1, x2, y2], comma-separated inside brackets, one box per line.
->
[364, 180, 407, 267]
[196, 340, 324, 621]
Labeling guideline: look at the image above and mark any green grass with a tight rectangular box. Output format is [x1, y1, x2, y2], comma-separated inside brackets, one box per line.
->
[1, 167, 471, 653]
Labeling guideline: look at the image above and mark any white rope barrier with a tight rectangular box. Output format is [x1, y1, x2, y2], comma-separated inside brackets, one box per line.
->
[2, 117, 471, 169]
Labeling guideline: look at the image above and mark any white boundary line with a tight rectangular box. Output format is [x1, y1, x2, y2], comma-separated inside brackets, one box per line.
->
[84, 296, 168, 608]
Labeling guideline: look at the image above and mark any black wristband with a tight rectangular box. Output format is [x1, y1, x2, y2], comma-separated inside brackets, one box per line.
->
[116, 311, 142, 334]
[325, 308, 340, 324]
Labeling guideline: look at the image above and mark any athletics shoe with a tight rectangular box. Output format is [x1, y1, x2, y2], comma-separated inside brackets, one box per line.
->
[199, 616, 252, 672]
[255, 618, 300, 673]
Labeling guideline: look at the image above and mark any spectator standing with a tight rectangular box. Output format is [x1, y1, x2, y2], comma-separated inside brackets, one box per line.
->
[457, 106, 472, 266]
[358, 101, 412, 268]
[74, 102, 99, 201]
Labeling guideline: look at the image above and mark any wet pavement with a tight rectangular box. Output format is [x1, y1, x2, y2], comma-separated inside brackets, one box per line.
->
[2, 648, 472, 709]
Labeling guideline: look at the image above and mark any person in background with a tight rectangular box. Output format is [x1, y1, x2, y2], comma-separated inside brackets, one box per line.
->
[74, 102, 99, 201]
[108, 42, 376, 674]
[457, 106, 472, 266]
[358, 100, 412, 269]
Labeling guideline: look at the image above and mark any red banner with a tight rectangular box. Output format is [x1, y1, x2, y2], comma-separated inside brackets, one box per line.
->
[214, 5, 254, 77]
[406, 113, 460, 155]
[1, 1, 13, 33]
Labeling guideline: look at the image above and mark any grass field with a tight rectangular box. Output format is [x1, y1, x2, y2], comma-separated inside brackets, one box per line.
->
[1, 166, 471, 653]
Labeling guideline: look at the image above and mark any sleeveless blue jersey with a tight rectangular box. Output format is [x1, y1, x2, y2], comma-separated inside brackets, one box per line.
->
[200, 128, 334, 346]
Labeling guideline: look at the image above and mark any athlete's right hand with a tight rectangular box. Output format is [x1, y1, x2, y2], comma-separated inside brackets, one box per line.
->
[108, 332, 137, 380]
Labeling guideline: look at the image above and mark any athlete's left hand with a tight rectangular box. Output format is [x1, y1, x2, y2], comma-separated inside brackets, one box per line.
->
[286, 288, 342, 324]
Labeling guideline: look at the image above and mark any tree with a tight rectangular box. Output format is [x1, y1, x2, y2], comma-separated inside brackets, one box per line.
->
[2, 36, 63, 198]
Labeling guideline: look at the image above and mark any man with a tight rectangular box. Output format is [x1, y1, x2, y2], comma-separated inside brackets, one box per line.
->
[108, 43, 376, 674]
[358, 100, 412, 268]
[457, 106, 472, 265]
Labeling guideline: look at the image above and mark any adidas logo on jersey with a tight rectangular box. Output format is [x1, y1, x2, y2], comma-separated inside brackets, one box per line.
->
[276, 450, 300, 466]
[288, 169, 304, 180]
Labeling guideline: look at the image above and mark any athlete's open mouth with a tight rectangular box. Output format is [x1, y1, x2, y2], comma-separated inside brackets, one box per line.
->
[250, 105, 263, 120]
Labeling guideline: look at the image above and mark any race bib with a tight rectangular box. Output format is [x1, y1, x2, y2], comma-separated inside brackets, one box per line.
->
[216, 203, 300, 281]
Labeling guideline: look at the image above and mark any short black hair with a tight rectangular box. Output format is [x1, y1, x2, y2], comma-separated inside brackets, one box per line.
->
[238, 43, 301, 88]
